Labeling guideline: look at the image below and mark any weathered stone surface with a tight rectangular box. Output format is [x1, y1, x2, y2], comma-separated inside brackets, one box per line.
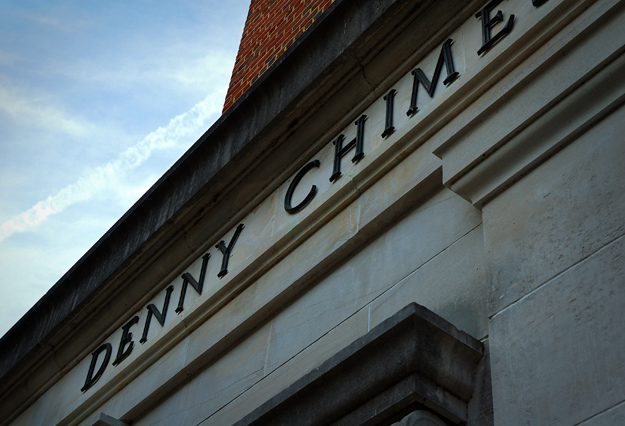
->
[433, 0, 620, 189]
[8, 2, 624, 426]
[465, 340, 494, 426]
[0, 0, 478, 422]
[232, 303, 482, 426]
[190, 186, 485, 426]
[484, 104, 625, 315]
[489, 235, 625, 426]
[204, 309, 370, 426]
[93, 413, 128, 426]
[264, 188, 482, 372]
[577, 402, 625, 426]
[390, 410, 449, 426]
[133, 322, 271, 426]
[369, 225, 487, 340]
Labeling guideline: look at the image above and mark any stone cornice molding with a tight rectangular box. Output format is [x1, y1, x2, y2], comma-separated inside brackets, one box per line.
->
[0, 0, 476, 423]
[433, 0, 625, 207]
[231, 304, 482, 426]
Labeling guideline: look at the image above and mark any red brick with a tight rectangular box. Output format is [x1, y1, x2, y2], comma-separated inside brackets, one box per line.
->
[223, 0, 336, 112]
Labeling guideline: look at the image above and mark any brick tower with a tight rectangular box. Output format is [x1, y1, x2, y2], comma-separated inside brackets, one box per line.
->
[223, 0, 335, 112]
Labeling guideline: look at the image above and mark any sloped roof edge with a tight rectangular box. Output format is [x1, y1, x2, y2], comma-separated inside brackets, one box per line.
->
[0, 0, 429, 388]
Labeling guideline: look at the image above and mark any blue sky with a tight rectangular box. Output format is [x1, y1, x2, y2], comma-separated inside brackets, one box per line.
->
[0, 0, 250, 337]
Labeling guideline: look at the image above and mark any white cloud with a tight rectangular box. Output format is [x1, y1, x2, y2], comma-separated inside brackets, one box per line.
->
[0, 84, 93, 137]
[55, 48, 234, 98]
[0, 86, 225, 243]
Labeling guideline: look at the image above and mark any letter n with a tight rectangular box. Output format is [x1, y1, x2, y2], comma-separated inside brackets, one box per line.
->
[176, 253, 210, 313]
[140, 286, 174, 344]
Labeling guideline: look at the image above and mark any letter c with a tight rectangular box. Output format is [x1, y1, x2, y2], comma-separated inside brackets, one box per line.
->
[284, 160, 320, 214]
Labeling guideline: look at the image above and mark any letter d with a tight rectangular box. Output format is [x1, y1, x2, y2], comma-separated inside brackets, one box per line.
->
[81, 342, 112, 392]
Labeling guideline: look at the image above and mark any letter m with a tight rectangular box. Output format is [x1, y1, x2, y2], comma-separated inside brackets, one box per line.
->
[407, 39, 459, 116]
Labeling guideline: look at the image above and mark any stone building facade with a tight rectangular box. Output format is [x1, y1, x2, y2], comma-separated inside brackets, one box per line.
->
[1, 0, 624, 425]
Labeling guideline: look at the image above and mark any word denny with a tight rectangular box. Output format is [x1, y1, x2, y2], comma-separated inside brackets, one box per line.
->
[82, 0, 545, 392]
[81, 224, 244, 392]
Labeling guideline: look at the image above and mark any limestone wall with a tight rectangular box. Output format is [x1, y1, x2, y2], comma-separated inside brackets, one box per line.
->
[7, 0, 625, 425]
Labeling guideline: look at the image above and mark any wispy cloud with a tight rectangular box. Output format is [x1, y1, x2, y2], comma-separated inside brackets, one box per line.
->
[0, 84, 92, 137]
[0, 87, 225, 243]
[56, 49, 234, 97]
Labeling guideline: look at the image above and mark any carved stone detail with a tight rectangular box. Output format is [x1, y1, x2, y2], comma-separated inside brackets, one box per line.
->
[390, 410, 449, 426]
[232, 303, 483, 426]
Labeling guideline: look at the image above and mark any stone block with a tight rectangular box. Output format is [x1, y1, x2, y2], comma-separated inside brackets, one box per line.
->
[484, 106, 625, 314]
[231, 303, 482, 426]
[112, 336, 190, 420]
[203, 309, 369, 425]
[369, 226, 487, 340]
[489, 235, 625, 426]
[577, 402, 625, 426]
[93, 413, 128, 426]
[354, 142, 442, 239]
[133, 322, 271, 426]
[264, 188, 481, 372]
[227, 191, 276, 276]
